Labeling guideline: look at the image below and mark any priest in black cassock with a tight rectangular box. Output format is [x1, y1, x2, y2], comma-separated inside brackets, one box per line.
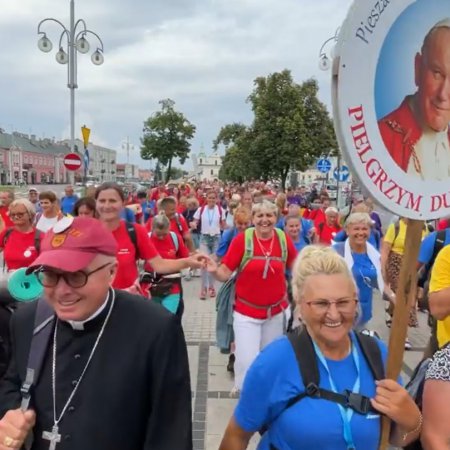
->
[0, 217, 193, 450]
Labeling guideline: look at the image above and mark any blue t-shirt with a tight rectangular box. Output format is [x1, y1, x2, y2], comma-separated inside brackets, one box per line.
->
[277, 218, 312, 250]
[351, 253, 377, 325]
[60, 195, 78, 215]
[141, 200, 156, 222]
[235, 335, 388, 450]
[217, 228, 239, 258]
[120, 207, 136, 223]
[418, 229, 450, 265]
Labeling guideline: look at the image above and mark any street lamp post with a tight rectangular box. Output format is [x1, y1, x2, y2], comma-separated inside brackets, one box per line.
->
[318, 28, 340, 71]
[37, 0, 104, 172]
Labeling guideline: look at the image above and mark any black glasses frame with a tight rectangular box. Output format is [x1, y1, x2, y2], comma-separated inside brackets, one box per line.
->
[35, 262, 112, 288]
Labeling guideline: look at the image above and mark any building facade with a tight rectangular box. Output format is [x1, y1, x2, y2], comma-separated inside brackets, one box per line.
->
[0, 132, 68, 184]
[191, 150, 222, 181]
[0, 130, 120, 185]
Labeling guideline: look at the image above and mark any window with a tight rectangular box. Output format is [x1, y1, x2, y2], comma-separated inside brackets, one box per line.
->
[215, 160, 217, 165]
[199, 159, 202, 164]
[211, 169, 213, 175]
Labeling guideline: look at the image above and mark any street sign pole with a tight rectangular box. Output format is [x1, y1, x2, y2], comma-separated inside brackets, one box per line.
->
[336, 154, 341, 207]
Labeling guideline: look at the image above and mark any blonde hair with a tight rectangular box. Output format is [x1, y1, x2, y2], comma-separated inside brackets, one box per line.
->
[251, 199, 278, 217]
[345, 212, 373, 228]
[291, 245, 355, 301]
[351, 202, 370, 214]
[186, 196, 199, 209]
[9, 198, 36, 222]
[233, 206, 251, 224]
[152, 212, 170, 231]
[275, 193, 287, 212]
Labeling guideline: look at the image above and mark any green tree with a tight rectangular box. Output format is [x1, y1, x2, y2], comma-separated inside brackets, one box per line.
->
[213, 123, 249, 182]
[248, 70, 336, 188]
[168, 166, 188, 180]
[141, 99, 196, 182]
[213, 123, 248, 152]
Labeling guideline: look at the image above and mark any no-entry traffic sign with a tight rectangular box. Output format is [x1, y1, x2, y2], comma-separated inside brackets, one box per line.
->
[63, 153, 82, 171]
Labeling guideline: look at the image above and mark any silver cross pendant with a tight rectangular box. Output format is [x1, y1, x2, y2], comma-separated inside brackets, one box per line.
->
[42, 424, 62, 450]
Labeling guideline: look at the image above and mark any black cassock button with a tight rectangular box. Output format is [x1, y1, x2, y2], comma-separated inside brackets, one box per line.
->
[71, 380, 78, 387]
[74, 354, 81, 360]
[68, 406, 75, 413]
[64, 435, 72, 441]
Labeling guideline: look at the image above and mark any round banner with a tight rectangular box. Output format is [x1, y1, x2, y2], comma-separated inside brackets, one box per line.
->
[333, 0, 450, 219]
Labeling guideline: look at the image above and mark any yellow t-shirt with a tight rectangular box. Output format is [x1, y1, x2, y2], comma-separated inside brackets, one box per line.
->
[430, 245, 450, 347]
[384, 220, 428, 255]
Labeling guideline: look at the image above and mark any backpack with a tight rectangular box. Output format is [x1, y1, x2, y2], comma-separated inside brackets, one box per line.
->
[418, 230, 447, 288]
[260, 328, 385, 442]
[215, 228, 288, 353]
[125, 222, 139, 260]
[173, 213, 185, 235]
[240, 227, 288, 272]
[149, 231, 179, 253]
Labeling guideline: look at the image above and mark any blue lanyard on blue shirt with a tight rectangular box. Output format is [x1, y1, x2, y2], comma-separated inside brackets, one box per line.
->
[312, 333, 360, 450]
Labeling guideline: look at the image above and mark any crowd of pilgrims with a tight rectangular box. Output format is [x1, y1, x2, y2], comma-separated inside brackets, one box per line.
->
[1, 179, 450, 448]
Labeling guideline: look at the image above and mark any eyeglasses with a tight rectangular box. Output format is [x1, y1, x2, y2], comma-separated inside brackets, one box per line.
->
[305, 298, 358, 313]
[36, 262, 112, 288]
[10, 212, 27, 219]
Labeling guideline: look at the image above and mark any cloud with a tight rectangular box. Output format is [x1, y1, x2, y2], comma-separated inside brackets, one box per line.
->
[0, 0, 352, 167]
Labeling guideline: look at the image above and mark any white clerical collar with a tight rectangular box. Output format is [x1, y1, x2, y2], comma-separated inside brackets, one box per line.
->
[66, 292, 110, 331]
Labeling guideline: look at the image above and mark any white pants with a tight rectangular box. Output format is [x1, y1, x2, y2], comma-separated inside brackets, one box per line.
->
[233, 309, 290, 390]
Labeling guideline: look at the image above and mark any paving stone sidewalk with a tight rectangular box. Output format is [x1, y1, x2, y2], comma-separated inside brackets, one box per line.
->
[182, 277, 430, 450]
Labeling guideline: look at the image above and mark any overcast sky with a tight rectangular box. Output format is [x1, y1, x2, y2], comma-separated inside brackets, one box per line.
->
[0, 0, 353, 167]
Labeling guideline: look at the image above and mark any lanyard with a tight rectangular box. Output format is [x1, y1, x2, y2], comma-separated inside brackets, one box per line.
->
[206, 207, 215, 227]
[312, 333, 360, 450]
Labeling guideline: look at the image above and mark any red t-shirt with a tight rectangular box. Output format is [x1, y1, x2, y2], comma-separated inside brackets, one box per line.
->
[0, 206, 14, 228]
[144, 232, 190, 294]
[150, 188, 167, 202]
[197, 195, 206, 207]
[222, 231, 297, 319]
[145, 214, 189, 240]
[112, 221, 159, 289]
[312, 208, 326, 228]
[0, 228, 44, 270]
[317, 223, 342, 245]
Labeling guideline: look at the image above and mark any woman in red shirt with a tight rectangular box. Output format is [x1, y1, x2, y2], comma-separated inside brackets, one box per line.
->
[208, 200, 297, 392]
[315, 206, 342, 246]
[95, 182, 206, 292]
[0, 199, 44, 271]
[144, 213, 190, 315]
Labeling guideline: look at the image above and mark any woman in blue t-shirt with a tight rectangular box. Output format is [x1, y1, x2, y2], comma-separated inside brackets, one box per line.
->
[219, 246, 421, 450]
[283, 214, 311, 253]
[332, 212, 394, 330]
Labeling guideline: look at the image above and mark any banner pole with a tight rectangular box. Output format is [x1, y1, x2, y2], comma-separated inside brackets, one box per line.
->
[378, 219, 424, 450]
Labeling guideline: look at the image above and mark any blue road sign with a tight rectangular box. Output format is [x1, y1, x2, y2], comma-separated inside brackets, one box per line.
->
[317, 158, 332, 173]
[333, 165, 350, 182]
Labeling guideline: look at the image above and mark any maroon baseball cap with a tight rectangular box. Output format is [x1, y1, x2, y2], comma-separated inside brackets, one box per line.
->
[27, 217, 118, 273]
